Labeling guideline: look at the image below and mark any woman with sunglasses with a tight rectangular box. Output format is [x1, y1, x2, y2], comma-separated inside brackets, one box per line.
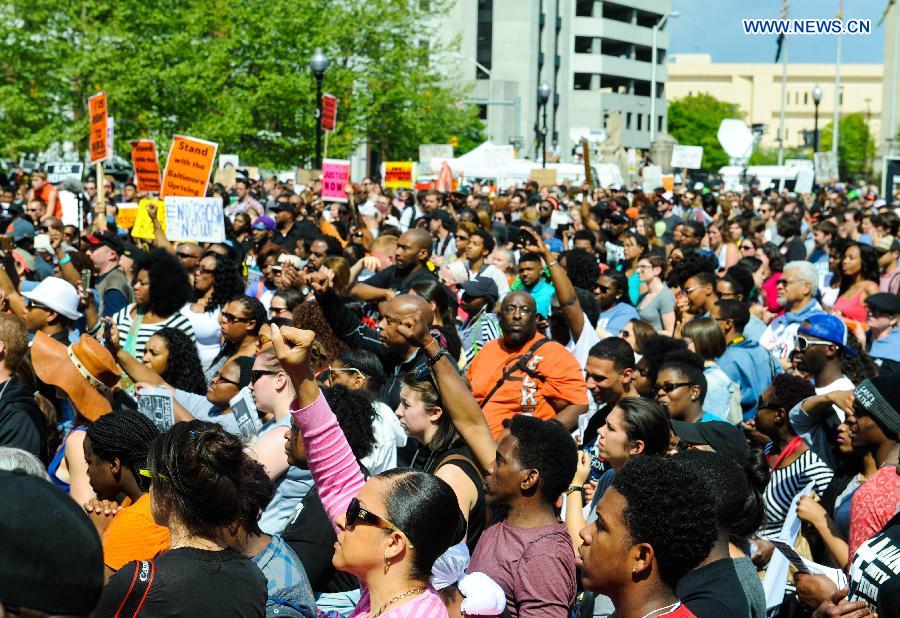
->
[738, 237, 758, 259]
[594, 271, 639, 338]
[655, 350, 720, 424]
[206, 294, 267, 384]
[180, 252, 245, 370]
[95, 421, 268, 616]
[82, 408, 169, 581]
[271, 325, 467, 618]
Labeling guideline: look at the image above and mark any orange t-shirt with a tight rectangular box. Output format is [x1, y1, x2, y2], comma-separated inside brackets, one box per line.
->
[102, 493, 171, 571]
[36, 183, 61, 218]
[467, 333, 588, 437]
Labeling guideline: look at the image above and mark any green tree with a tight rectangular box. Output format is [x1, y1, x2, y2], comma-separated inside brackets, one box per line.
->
[821, 113, 875, 180]
[0, 0, 484, 168]
[667, 94, 744, 172]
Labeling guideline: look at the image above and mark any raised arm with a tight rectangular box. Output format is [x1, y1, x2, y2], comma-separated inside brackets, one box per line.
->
[521, 226, 585, 339]
[102, 320, 164, 386]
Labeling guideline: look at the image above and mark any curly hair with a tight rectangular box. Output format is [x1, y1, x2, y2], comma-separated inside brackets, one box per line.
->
[86, 408, 160, 492]
[769, 373, 816, 412]
[509, 415, 577, 504]
[321, 384, 377, 461]
[671, 251, 719, 288]
[611, 456, 717, 591]
[198, 252, 245, 313]
[659, 349, 708, 403]
[293, 300, 347, 362]
[840, 334, 879, 384]
[153, 327, 207, 395]
[638, 335, 688, 384]
[133, 248, 193, 317]
[563, 248, 600, 291]
[238, 459, 274, 536]
[759, 242, 785, 274]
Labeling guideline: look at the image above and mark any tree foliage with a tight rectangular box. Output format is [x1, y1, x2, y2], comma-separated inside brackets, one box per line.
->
[0, 0, 484, 167]
[667, 94, 744, 172]
[821, 113, 875, 180]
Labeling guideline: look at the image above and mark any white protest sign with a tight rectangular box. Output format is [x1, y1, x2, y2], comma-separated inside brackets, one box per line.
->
[597, 163, 624, 188]
[814, 152, 838, 183]
[794, 169, 814, 194]
[45, 162, 84, 184]
[670, 145, 704, 170]
[164, 196, 225, 243]
[641, 164, 663, 194]
[763, 481, 816, 610]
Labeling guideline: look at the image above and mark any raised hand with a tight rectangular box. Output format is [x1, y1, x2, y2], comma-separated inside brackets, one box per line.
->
[520, 226, 548, 257]
[270, 325, 316, 384]
[307, 266, 335, 295]
[397, 311, 433, 349]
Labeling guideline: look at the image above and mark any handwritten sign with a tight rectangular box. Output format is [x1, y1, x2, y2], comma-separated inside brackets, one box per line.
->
[321, 93, 337, 132]
[295, 168, 321, 186]
[528, 168, 557, 187]
[164, 196, 225, 243]
[321, 159, 350, 203]
[132, 198, 166, 240]
[382, 162, 416, 189]
[159, 134, 218, 198]
[115, 203, 139, 230]
[130, 140, 161, 193]
[213, 167, 237, 190]
[45, 162, 83, 185]
[670, 145, 704, 170]
[229, 387, 261, 443]
[88, 92, 109, 164]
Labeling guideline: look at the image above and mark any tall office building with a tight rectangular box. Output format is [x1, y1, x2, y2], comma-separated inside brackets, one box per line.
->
[439, 0, 673, 161]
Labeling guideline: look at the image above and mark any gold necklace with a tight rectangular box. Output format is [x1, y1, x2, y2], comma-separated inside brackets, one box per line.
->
[371, 588, 426, 617]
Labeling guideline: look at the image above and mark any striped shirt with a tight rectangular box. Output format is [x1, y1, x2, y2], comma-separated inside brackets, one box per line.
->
[759, 449, 833, 540]
[459, 310, 502, 369]
[112, 304, 196, 361]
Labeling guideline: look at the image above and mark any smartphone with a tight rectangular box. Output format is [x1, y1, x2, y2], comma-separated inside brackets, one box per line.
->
[103, 320, 112, 344]
[81, 268, 92, 292]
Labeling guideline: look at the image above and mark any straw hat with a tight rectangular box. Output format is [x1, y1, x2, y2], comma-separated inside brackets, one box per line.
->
[31, 332, 121, 421]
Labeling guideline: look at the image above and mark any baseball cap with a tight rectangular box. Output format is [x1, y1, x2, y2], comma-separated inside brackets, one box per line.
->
[460, 276, 499, 302]
[798, 313, 856, 355]
[83, 230, 124, 254]
[865, 293, 900, 316]
[270, 202, 297, 214]
[11, 217, 35, 241]
[0, 470, 103, 614]
[671, 420, 750, 463]
[252, 216, 276, 231]
[22, 276, 83, 320]
[608, 211, 629, 225]
[873, 236, 899, 253]
[121, 239, 147, 261]
[853, 377, 900, 438]
[11, 248, 36, 273]
[33, 233, 53, 254]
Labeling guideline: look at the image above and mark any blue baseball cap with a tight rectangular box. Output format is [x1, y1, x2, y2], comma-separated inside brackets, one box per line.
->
[798, 313, 857, 356]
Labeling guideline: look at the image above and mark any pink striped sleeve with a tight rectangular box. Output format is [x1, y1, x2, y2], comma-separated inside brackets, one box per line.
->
[289, 391, 366, 532]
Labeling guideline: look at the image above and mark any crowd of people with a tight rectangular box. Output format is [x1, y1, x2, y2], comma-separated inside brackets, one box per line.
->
[0, 164, 899, 618]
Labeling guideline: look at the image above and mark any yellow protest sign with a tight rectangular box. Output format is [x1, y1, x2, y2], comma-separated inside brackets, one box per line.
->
[132, 199, 166, 240]
[115, 203, 139, 230]
[382, 162, 416, 189]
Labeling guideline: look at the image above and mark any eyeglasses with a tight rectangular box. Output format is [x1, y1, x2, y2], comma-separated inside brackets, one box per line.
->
[655, 382, 693, 393]
[795, 335, 833, 352]
[318, 366, 365, 384]
[741, 244, 755, 251]
[26, 299, 51, 312]
[716, 290, 737, 299]
[595, 284, 611, 294]
[500, 304, 534, 316]
[345, 497, 407, 540]
[456, 235, 469, 241]
[196, 267, 215, 275]
[757, 397, 785, 413]
[210, 373, 240, 386]
[221, 311, 252, 324]
[776, 278, 800, 288]
[270, 306, 291, 315]
[250, 369, 276, 385]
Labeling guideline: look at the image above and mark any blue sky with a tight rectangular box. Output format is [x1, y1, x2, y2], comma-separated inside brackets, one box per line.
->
[669, 0, 889, 63]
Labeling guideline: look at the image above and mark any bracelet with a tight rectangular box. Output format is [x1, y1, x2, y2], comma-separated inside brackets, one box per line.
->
[426, 348, 447, 368]
[566, 485, 584, 495]
[546, 260, 559, 268]
[58, 255, 71, 266]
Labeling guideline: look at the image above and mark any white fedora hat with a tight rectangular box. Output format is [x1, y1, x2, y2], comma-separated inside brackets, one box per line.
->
[22, 277, 82, 320]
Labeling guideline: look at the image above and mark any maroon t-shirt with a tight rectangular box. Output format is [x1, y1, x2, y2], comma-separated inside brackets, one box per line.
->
[468, 519, 576, 617]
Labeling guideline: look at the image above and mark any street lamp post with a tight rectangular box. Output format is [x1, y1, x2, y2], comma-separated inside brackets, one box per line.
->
[310, 48, 329, 169]
[537, 83, 551, 168]
[650, 11, 679, 146]
[812, 84, 822, 153]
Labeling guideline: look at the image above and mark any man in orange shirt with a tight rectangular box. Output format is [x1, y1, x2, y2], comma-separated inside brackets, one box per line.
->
[468, 291, 588, 437]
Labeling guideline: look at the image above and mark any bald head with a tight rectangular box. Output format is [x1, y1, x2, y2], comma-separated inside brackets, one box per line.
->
[379, 293, 435, 352]
[391, 293, 434, 323]
[395, 229, 433, 270]
[499, 291, 539, 347]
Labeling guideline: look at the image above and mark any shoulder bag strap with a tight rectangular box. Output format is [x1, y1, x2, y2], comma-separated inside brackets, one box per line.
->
[479, 337, 550, 407]
[114, 560, 155, 618]
[436, 453, 485, 485]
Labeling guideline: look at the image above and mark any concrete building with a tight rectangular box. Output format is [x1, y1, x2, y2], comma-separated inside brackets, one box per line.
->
[666, 53, 883, 152]
[439, 0, 673, 161]
[880, 5, 900, 158]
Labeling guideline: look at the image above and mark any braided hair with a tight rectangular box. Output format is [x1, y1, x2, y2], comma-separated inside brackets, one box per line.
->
[153, 327, 207, 395]
[86, 409, 160, 491]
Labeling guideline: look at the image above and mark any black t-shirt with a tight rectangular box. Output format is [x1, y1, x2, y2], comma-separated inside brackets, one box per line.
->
[849, 511, 900, 613]
[675, 557, 752, 618]
[363, 264, 436, 294]
[95, 547, 267, 617]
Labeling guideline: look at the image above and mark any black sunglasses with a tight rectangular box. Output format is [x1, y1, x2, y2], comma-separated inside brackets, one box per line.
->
[250, 369, 276, 385]
[655, 382, 693, 393]
[595, 284, 611, 293]
[345, 497, 406, 539]
[221, 311, 252, 324]
[176, 251, 199, 260]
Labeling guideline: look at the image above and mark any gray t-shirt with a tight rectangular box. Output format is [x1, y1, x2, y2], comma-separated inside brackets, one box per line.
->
[175, 389, 241, 435]
[733, 556, 767, 618]
[637, 286, 676, 331]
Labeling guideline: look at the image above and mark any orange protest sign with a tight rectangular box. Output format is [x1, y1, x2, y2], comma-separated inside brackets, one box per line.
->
[159, 135, 218, 198]
[130, 140, 161, 193]
[115, 203, 139, 230]
[661, 174, 675, 192]
[88, 92, 109, 164]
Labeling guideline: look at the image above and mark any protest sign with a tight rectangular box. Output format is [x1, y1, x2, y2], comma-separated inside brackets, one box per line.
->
[382, 162, 416, 189]
[107, 117, 115, 160]
[45, 162, 83, 184]
[321, 159, 350, 203]
[419, 144, 453, 170]
[814, 152, 838, 183]
[159, 134, 218, 197]
[641, 165, 663, 194]
[115, 203, 139, 230]
[321, 94, 337, 132]
[662, 175, 675, 192]
[214, 167, 237, 190]
[597, 164, 623, 188]
[132, 198, 166, 240]
[296, 168, 321, 186]
[164, 196, 225, 243]
[794, 169, 814, 194]
[88, 92, 109, 164]
[130, 140, 161, 193]
[137, 386, 175, 433]
[219, 154, 239, 169]
[529, 168, 557, 187]
[670, 145, 704, 170]
[245, 166, 260, 181]
[229, 387, 261, 443]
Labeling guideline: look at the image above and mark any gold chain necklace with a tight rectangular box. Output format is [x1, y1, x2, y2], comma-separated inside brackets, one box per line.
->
[371, 588, 426, 617]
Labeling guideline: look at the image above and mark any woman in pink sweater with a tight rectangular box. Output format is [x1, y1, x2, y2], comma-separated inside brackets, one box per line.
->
[272, 325, 467, 618]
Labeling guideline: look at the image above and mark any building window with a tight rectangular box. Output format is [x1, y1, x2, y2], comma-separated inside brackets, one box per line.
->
[574, 36, 594, 54]
[658, 115, 663, 132]
[626, 112, 632, 129]
[637, 114, 642, 131]
[478, 104, 488, 120]
[804, 92, 809, 105]
[574, 73, 593, 90]
[476, 0, 493, 78]
[633, 80, 651, 97]
[575, 0, 594, 17]
[603, 2, 632, 24]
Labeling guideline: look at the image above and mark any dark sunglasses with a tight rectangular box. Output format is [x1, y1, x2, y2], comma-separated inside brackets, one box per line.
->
[221, 311, 252, 324]
[345, 497, 407, 539]
[176, 251, 199, 260]
[757, 397, 785, 412]
[196, 267, 215, 275]
[655, 382, 692, 393]
[250, 369, 276, 385]
[211, 373, 240, 386]
[595, 284, 611, 294]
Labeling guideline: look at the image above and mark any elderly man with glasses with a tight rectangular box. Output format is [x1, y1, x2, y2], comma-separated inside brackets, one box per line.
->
[759, 260, 825, 367]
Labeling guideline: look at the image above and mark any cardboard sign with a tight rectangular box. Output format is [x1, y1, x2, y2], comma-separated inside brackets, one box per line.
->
[132, 198, 166, 240]
[670, 145, 704, 170]
[814, 152, 838, 183]
[164, 196, 225, 243]
[321, 93, 337, 132]
[794, 169, 814, 194]
[321, 159, 350, 203]
[295, 168, 321, 186]
[528, 168, 557, 187]
[581, 138, 594, 186]
[382, 162, 416, 189]
[137, 386, 175, 433]
[159, 134, 218, 197]
[45, 162, 83, 185]
[642, 164, 663, 194]
[115, 203, 139, 230]
[88, 92, 109, 164]
[597, 163, 623, 188]
[214, 167, 237, 190]
[130, 140, 161, 193]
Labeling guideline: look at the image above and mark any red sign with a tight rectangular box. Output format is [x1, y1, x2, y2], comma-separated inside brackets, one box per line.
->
[321, 94, 337, 132]
[130, 140, 161, 193]
[88, 92, 109, 164]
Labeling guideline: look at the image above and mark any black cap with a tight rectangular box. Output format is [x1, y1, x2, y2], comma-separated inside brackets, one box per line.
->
[671, 420, 749, 463]
[83, 230, 124, 255]
[270, 202, 297, 214]
[460, 276, 499, 302]
[0, 470, 103, 614]
[608, 211, 629, 225]
[865, 293, 900, 316]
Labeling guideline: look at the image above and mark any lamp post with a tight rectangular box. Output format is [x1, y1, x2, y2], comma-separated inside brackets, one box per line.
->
[537, 83, 551, 168]
[812, 84, 822, 153]
[310, 48, 329, 169]
[650, 11, 679, 146]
